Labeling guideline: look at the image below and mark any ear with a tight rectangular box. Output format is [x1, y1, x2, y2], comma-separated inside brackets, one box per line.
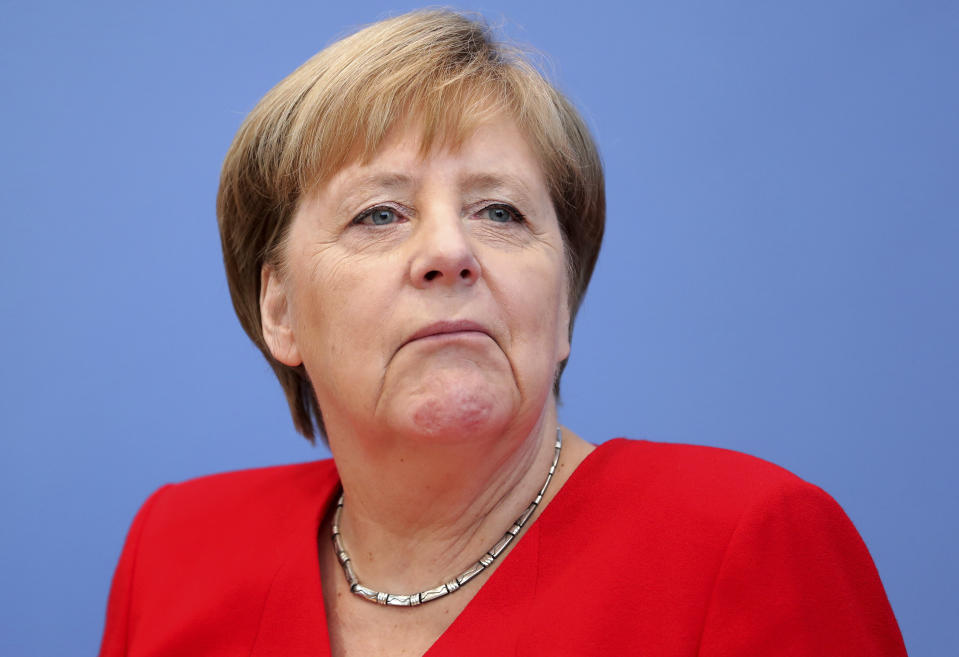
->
[260, 264, 302, 367]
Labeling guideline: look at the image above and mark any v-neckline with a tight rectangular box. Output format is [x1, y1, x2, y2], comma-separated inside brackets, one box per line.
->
[249, 441, 616, 656]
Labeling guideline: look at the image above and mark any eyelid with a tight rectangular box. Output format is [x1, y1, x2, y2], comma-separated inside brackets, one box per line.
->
[351, 203, 410, 226]
[351, 201, 526, 225]
[475, 201, 527, 223]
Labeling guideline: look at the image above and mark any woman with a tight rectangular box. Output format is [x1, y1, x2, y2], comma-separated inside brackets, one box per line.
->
[99, 10, 906, 656]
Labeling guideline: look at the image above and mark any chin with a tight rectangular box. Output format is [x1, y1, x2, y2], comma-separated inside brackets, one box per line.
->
[402, 385, 512, 440]
[379, 361, 517, 438]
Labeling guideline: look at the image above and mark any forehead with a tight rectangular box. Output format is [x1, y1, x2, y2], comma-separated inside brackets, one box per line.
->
[317, 115, 552, 205]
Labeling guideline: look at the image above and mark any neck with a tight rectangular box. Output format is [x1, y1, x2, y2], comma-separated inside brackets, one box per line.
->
[325, 401, 561, 593]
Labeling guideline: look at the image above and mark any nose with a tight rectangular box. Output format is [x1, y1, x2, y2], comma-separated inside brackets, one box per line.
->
[409, 213, 481, 289]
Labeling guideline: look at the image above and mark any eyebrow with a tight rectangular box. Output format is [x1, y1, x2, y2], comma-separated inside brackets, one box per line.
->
[459, 172, 535, 199]
[346, 171, 532, 194]
[345, 172, 416, 197]
[333, 170, 538, 216]
[334, 172, 416, 215]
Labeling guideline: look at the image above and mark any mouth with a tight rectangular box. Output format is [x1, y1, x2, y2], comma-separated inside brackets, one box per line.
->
[404, 320, 492, 345]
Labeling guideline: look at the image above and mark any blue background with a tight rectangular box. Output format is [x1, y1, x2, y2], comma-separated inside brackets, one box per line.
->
[2, 1, 956, 654]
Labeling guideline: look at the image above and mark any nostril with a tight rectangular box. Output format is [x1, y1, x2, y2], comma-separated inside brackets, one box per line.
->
[459, 269, 471, 279]
[424, 270, 439, 282]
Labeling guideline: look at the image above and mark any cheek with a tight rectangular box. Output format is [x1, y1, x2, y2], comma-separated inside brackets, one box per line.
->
[490, 251, 568, 354]
[288, 254, 373, 364]
[293, 250, 411, 366]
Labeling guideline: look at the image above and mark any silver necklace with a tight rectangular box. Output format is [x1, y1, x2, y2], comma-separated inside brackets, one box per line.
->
[331, 428, 563, 606]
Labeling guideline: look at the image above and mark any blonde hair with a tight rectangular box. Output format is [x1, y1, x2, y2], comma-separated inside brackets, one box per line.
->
[217, 9, 605, 441]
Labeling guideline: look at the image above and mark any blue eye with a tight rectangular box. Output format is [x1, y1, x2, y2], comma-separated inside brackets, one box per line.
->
[355, 207, 399, 226]
[484, 205, 521, 223]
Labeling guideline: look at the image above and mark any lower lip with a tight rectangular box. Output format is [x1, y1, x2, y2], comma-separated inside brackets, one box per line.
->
[411, 330, 490, 344]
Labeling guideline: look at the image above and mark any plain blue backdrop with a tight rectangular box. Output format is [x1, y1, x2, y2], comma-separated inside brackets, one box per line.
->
[1, 1, 956, 654]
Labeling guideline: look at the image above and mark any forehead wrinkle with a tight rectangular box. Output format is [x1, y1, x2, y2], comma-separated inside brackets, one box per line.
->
[331, 171, 417, 215]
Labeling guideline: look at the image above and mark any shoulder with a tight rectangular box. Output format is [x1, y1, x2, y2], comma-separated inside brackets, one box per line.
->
[555, 437, 872, 569]
[133, 458, 339, 564]
[150, 458, 338, 518]
[544, 437, 843, 570]
[582, 438, 827, 525]
[99, 459, 340, 654]
[523, 440, 905, 655]
[592, 437, 804, 484]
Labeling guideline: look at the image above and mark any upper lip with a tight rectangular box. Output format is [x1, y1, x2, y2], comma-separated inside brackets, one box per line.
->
[405, 320, 491, 344]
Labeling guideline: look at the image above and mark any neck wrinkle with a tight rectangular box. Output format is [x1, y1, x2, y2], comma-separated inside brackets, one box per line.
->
[329, 404, 558, 593]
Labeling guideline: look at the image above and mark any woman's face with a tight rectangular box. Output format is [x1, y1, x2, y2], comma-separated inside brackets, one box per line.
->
[261, 115, 570, 444]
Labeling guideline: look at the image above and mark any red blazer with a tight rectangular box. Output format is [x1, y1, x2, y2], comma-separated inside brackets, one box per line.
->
[100, 439, 907, 656]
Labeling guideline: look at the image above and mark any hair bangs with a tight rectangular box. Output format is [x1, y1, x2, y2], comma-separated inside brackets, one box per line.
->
[281, 53, 527, 195]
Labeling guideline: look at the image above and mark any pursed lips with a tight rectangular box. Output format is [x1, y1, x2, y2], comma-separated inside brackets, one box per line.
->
[404, 320, 492, 346]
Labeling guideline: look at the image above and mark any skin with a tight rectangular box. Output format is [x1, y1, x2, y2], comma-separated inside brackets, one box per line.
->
[260, 114, 594, 656]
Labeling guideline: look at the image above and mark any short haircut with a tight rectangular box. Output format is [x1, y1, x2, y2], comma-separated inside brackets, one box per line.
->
[217, 9, 605, 441]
